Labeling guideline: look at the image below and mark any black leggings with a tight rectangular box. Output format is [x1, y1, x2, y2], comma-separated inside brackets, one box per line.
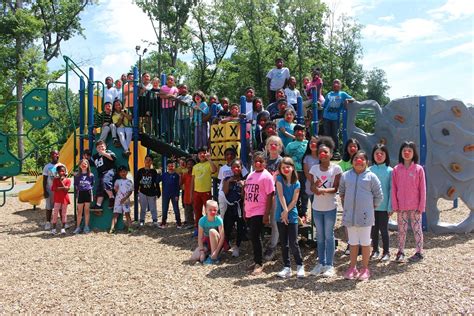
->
[371, 211, 389, 254]
[248, 215, 264, 265]
[278, 222, 303, 267]
[224, 205, 246, 247]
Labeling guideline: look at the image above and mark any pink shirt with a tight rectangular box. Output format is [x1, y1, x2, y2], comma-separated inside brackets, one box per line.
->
[160, 85, 178, 109]
[244, 169, 275, 218]
[391, 162, 426, 212]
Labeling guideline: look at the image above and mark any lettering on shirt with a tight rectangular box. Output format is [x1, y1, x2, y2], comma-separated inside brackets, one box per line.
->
[245, 183, 260, 203]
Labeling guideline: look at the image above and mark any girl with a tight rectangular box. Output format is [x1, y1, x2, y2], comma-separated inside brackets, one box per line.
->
[275, 157, 305, 278]
[392, 141, 426, 263]
[262, 136, 283, 262]
[308, 136, 342, 278]
[112, 99, 133, 157]
[222, 159, 246, 257]
[191, 90, 209, 149]
[73, 159, 94, 234]
[340, 151, 383, 281]
[51, 165, 71, 235]
[277, 108, 296, 149]
[244, 151, 275, 275]
[369, 143, 393, 261]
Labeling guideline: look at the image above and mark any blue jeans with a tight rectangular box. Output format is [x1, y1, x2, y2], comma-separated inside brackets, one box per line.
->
[162, 194, 181, 225]
[313, 209, 337, 266]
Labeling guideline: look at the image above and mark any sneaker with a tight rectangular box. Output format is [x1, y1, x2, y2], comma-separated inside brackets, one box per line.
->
[251, 264, 263, 276]
[73, 227, 82, 234]
[309, 263, 324, 276]
[370, 251, 380, 260]
[109, 228, 116, 234]
[64, 223, 71, 229]
[277, 267, 291, 278]
[231, 246, 240, 257]
[139, 221, 144, 227]
[203, 256, 218, 265]
[395, 251, 405, 263]
[113, 138, 121, 147]
[60, 228, 66, 234]
[153, 221, 159, 227]
[83, 226, 91, 234]
[358, 267, 371, 281]
[44, 222, 51, 230]
[344, 245, 350, 256]
[408, 252, 424, 263]
[176, 224, 183, 229]
[158, 223, 167, 229]
[51, 228, 57, 235]
[263, 247, 276, 261]
[193, 228, 198, 237]
[322, 266, 336, 278]
[380, 253, 390, 262]
[296, 265, 305, 278]
[344, 267, 360, 280]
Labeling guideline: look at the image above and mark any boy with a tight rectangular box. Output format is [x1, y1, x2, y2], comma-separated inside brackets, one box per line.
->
[42, 150, 67, 230]
[285, 124, 309, 221]
[220, 103, 240, 124]
[266, 57, 290, 103]
[322, 79, 355, 158]
[135, 155, 161, 226]
[175, 84, 193, 151]
[160, 160, 182, 228]
[110, 166, 134, 233]
[93, 102, 118, 146]
[180, 158, 196, 229]
[190, 200, 226, 264]
[284, 76, 301, 107]
[91, 140, 116, 210]
[267, 89, 286, 118]
[191, 147, 218, 236]
[104, 76, 119, 104]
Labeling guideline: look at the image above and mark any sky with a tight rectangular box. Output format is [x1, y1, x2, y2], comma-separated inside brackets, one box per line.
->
[51, 0, 474, 104]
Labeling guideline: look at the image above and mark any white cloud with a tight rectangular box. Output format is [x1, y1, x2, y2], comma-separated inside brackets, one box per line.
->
[378, 15, 394, 22]
[362, 18, 441, 44]
[429, 0, 474, 21]
[436, 42, 474, 58]
[322, 0, 379, 19]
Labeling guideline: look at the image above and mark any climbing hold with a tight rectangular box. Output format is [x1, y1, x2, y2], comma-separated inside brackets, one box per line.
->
[447, 186, 456, 198]
[464, 144, 474, 152]
[450, 162, 462, 173]
[441, 128, 450, 136]
[394, 115, 405, 123]
[379, 137, 387, 145]
[451, 106, 462, 117]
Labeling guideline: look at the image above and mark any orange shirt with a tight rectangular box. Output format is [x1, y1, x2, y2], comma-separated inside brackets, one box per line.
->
[182, 173, 193, 204]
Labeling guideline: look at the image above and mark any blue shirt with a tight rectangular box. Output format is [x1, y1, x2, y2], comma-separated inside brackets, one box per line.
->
[369, 164, 393, 211]
[275, 175, 300, 224]
[323, 91, 352, 121]
[192, 101, 209, 125]
[161, 172, 180, 197]
[285, 140, 308, 171]
[199, 215, 223, 237]
[277, 119, 295, 148]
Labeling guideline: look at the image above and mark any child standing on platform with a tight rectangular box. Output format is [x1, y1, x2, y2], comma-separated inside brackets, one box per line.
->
[277, 108, 296, 149]
[110, 166, 134, 234]
[50, 165, 71, 235]
[160, 160, 182, 229]
[159, 75, 179, 143]
[192, 90, 209, 149]
[73, 159, 94, 234]
[392, 141, 426, 263]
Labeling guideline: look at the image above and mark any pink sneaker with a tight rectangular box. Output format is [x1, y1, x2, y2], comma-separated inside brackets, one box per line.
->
[344, 267, 359, 280]
[358, 267, 371, 281]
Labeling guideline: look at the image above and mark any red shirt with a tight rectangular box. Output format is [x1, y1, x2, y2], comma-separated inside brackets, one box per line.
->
[181, 173, 193, 205]
[51, 177, 71, 204]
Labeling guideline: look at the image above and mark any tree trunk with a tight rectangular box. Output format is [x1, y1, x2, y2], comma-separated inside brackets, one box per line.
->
[16, 0, 24, 160]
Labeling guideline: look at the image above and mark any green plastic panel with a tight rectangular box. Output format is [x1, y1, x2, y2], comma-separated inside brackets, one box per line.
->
[23, 88, 52, 129]
[0, 132, 21, 176]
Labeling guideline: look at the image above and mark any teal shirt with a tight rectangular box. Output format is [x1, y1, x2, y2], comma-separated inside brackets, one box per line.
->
[277, 120, 295, 148]
[275, 175, 300, 224]
[285, 140, 308, 171]
[198, 215, 223, 236]
[369, 164, 392, 211]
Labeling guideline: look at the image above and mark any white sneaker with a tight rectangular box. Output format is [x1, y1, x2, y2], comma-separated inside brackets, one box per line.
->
[322, 266, 336, 277]
[231, 246, 240, 257]
[60, 228, 66, 234]
[296, 265, 305, 278]
[51, 228, 57, 235]
[310, 263, 324, 276]
[44, 222, 51, 230]
[277, 267, 291, 278]
[139, 222, 144, 227]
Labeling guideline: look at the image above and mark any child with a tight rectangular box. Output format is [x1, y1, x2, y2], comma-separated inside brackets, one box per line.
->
[191, 90, 209, 149]
[303, 136, 320, 204]
[277, 108, 296, 149]
[175, 84, 193, 151]
[160, 160, 182, 228]
[255, 111, 270, 150]
[308, 136, 342, 278]
[112, 99, 133, 157]
[266, 57, 290, 103]
[91, 140, 116, 211]
[42, 150, 66, 230]
[271, 99, 294, 121]
[222, 159, 246, 257]
[191, 147, 218, 235]
[180, 158, 196, 228]
[392, 141, 426, 263]
[190, 200, 226, 264]
[217, 97, 231, 120]
[284, 76, 301, 107]
[104, 76, 119, 104]
[110, 166, 134, 233]
[93, 101, 117, 145]
[159, 75, 178, 142]
[220, 103, 240, 124]
[73, 159, 94, 234]
[123, 72, 134, 110]
[322, 79, 355, 158]
[275, 157, 305, 278]
[50, 165, 71, 235]
[340, 151, 383, 281]
[339, 138, 361, 171]
[369, 143, 393, 261]
[135, 155, 161, 227]
[285, 124, 309, 221]
[244, 151, 275, 275]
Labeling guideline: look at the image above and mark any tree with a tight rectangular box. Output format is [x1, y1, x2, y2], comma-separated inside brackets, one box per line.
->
[366, 67, 390, 106]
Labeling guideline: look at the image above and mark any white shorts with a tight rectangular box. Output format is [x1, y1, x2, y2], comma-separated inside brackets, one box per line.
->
[347, 226, 372, 246]
[114, 204, 131, 214]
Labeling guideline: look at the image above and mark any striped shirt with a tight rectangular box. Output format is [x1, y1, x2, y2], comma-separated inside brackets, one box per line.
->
[160, 85, 178, 109]
[176, 94, 193, 119]
[192, 101, 209, 125]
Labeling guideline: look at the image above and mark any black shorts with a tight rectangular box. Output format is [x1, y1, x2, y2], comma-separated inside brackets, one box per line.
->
[77, 190, 92, 203]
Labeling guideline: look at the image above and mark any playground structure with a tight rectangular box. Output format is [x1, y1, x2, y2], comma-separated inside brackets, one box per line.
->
[0, 54, 472, 233]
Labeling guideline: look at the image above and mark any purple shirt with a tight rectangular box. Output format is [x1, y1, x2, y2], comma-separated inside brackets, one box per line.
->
[74, 173, 94, 192]
[391, 162, 426, 212]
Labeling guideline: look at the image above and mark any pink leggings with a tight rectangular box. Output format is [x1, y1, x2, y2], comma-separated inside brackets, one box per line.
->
[397, 210, 423, 253]
[52, 203, 67, 225]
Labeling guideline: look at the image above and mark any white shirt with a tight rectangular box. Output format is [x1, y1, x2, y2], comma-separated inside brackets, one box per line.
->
[266, 67, 290, 91]
[284, 87, 301, 105]
[114, 178, 134, 207]
[218, 164, 249, 192]
[309, 163, 342, 211]
[104, 87, 120, 103]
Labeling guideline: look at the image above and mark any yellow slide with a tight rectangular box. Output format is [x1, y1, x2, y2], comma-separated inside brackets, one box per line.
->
[18, 133, 147, 206]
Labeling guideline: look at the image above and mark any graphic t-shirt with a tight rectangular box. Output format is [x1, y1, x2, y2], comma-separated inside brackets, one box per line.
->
[93, 151, 116, 175]
[266, 156, 282, 177]
[135, 168, 160, 196]
[323, 91, 352, 121]
[114, 178, 134, 207]
[244, 169, 275, 218]
[199, 215, 223, 237]
[309, 163, 342, 211]
[275, 175, 300, 224]
[192, 161, 212, 193]
[74, 173, 94, 192]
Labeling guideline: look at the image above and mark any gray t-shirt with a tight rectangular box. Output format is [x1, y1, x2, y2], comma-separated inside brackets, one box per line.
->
[303, 155, 319, 195]
[266, 67, 290, 91]
[42, 162, 66, 190]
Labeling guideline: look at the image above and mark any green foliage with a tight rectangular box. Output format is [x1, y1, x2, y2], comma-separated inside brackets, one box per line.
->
[366, 68, 390, 106]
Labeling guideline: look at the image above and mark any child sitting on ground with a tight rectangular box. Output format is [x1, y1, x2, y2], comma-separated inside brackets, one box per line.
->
[110, 166, 134, 234]
[190, 200, 226, 264]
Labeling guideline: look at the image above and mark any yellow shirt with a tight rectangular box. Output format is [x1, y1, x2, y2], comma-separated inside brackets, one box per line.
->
[192, 161, 212, 192]
[112, 111, 131, 127]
